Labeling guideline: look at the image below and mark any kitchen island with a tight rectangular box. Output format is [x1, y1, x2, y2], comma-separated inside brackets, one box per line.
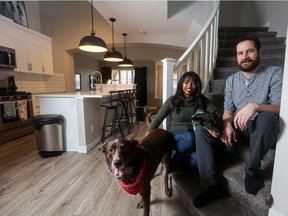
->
[36, 84, 136, 153]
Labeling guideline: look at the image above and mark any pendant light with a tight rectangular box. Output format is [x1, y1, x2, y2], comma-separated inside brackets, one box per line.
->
[104, 18, 123, 62]
[79, 0, 107, 52]
[118, 33, 133, 67]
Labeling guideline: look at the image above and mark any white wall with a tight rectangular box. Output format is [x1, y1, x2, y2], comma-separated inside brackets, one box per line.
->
[269, 27, 288, 216]
[74, 53, 101, 92]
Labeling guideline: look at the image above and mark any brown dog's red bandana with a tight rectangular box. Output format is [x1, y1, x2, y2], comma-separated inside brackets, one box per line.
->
[119, 141, 146, 195]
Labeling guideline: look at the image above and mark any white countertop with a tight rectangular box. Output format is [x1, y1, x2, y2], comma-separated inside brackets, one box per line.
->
[35, 84, 137, 100]
[35, 91, 111, 99]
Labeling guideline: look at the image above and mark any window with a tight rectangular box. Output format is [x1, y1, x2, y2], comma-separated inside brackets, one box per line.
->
[111, 69, 134, 84]
[75, 73, 81, 91]
[155, 63, 187, 98]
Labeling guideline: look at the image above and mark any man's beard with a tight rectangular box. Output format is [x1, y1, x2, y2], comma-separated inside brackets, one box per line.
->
[237, 57, 260, 72]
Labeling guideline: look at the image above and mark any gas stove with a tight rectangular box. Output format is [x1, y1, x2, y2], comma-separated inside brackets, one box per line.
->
[0, 92, 32, 102]
[0, 80, 32, 102]
[0, 91, 33, 144]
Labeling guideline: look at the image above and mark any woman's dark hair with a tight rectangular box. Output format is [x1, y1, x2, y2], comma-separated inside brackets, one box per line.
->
[171, 71, 207, 113]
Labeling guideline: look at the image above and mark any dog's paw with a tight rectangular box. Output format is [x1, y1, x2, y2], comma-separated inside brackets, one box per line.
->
[136, 201, 143, 209]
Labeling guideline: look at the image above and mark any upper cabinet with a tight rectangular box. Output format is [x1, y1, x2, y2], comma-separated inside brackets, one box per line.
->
[0, 15, 54, 75]
[13, 26, 53, 75]
[0, 16, 15, 48]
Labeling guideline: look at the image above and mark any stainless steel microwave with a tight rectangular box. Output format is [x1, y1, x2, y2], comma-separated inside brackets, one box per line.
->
[0, 46, 16, 69]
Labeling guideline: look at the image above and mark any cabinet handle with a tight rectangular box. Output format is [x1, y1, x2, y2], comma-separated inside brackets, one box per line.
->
[42, 65, 45, 72]
[6, 50, 11, 66]
[28, 63, 32, 71]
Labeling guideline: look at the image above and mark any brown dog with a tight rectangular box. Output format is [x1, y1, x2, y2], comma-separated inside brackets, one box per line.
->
[101, 128, 173, 216]
[145, 111, 158, 127]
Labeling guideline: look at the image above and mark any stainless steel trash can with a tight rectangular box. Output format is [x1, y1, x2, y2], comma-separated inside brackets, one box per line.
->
[33, 114, 64, 158]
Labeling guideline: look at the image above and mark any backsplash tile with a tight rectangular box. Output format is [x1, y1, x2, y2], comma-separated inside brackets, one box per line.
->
[0, 72, 65, 93]
[0, 72, 65, 115]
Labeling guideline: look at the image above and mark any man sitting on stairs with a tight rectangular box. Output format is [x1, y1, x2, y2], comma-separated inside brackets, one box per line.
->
[221, 36, 283, 195]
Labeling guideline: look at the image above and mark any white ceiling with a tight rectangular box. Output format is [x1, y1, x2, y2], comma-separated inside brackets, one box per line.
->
[94, 0, 214, 47]
[81, 1, 215, 62]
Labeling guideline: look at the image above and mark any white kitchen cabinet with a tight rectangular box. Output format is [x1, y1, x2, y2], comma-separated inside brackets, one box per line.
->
[0, 16, 15, 48]
[13, 25, 53, 75]
[40, 46, 53, 75]
[0, 15, 54, 75]
[14, 37, 41, 73]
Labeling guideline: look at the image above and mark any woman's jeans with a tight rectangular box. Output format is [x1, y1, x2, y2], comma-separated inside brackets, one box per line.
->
[170, 130, 197, 168]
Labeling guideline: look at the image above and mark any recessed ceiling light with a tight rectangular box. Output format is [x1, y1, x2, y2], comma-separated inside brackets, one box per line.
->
[139, 30, 146, 34]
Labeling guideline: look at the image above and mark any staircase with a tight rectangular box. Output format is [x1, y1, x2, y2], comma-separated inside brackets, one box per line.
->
[171, 27, 286, 216]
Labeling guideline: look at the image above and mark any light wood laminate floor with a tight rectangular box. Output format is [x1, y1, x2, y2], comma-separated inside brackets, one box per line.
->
[0, 122, 189, 216]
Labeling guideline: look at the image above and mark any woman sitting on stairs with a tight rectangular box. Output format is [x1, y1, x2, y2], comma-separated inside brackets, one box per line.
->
[146, 71, 226, 208]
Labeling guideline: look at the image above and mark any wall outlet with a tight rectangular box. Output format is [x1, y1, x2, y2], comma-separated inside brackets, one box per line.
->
[70, 99, 75, 106]
[91, 124, 94, 132]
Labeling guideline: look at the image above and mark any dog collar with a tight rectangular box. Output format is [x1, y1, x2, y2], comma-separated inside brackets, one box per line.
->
[119, 141, 146, 195]
[191, 108, 205, 130]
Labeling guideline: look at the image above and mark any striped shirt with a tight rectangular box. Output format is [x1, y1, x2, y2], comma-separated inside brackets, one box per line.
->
[223, 65, 283, 119]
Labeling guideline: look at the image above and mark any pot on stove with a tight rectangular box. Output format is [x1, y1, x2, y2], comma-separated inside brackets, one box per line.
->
[7, 75, 17, 92]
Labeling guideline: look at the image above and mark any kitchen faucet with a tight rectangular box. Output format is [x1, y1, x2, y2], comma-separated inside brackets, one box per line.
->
[91, 71, 103, 92]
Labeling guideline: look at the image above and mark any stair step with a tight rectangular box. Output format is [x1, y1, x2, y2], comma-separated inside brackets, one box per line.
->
[219, 37, 286, 48]
[213, 68, 239, 80]
[171, 147, 274, 216]
[216, 56, 285, 67]
[219, 148, 275, 216]
[219, 31, 277, 40]
[171, 172, 257, 216]
[210, 80, 226, 94]
[218, 45, 286, 57]
[204, 93, 224, 108]
[219, 27, 269, 32]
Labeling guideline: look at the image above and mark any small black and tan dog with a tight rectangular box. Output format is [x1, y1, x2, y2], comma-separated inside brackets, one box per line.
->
[100, 128, 173, 216]
[191, 108, 223, 138]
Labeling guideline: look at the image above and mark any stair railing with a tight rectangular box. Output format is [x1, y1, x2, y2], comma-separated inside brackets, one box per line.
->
[161, 0, 220, 129]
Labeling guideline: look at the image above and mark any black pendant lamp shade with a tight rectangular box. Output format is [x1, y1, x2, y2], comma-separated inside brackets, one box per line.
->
[118, 33, 133, 67]
[79, 0, 107, 52]
[104, 18, 123, 62]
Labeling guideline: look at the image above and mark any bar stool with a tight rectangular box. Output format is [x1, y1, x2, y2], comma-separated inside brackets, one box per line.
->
[120, 90, 132, 130]
[100, 90, 128, 143]
[125, 89, 139, 128]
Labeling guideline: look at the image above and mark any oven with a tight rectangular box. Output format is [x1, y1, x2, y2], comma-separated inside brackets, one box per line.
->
[0, 90, 34, 144]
